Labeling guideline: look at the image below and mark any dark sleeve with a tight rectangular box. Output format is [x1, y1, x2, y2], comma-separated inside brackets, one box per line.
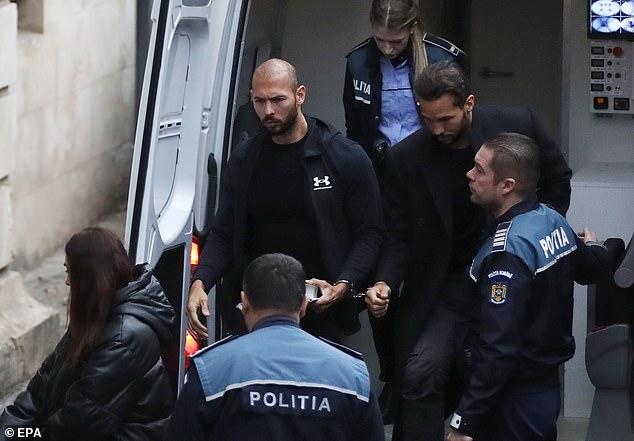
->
[528, 109, 572, 215]
[46, 329, 162, 440]
[192, 158, 238, 290]
[359, 390, 386, 441]
[336, 143, 384, 287]
[164, 366, 208, 441]
[374, 149, 413, 290]
[454, 252, 532, 437]
[343, 59, 361, 143]
[0, 348, 58, 428]
[572, 236, 610, 285]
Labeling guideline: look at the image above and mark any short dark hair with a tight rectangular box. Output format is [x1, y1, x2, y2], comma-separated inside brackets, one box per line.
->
[483, 132, 541, 199]
[413, 60, 470, 106]
[242, 253, 305, 313]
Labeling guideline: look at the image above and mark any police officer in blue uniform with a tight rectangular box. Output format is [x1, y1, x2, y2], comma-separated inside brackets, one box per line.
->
[365, 61, 573, 441]
[447, 133, 609, 441]
[166, 253, 385, 441]
[343, 0, 464, 176]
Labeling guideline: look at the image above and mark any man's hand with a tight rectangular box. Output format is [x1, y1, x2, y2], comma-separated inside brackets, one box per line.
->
[365, 281, 391, 318]
[186, 280, 209, 340]
[447, 430, 473, 441]
[578, 226, 598, 243]
[306, 278, 348, 313]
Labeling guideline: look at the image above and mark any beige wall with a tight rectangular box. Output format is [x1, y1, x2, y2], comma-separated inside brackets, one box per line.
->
[0, 1, 17, 273]
[0, 0, 136, 393]
[7, 0, 136, 268]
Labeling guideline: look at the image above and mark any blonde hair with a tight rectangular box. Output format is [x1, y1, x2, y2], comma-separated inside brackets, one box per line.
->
[370, 0, 428, 78]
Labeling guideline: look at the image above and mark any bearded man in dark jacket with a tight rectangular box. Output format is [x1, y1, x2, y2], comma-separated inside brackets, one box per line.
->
[365, 61, 572, 441]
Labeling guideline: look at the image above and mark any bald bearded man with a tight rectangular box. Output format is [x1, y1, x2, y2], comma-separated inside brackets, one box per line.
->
[186, 58, 383, 343]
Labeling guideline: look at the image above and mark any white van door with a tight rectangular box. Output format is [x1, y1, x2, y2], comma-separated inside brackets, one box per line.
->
[125, 0, 248, 388]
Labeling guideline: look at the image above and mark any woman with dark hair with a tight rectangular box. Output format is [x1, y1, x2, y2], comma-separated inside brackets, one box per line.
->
[0, 227, 177, 441]
[344, 0, 465, 176]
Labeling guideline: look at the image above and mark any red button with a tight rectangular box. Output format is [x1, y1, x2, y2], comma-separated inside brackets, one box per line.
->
[613, 46, 624, 57]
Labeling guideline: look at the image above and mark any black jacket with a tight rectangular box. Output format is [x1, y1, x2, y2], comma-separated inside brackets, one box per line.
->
[450, 197, 609, 437]
[193, 117, 383, 335]
[375, 104, 572, 385]
[0, 265, 177, 441]
[343, 34, 464, 166]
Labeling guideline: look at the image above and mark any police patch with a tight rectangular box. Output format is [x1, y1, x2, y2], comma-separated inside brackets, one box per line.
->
[490, 282, 508, 304]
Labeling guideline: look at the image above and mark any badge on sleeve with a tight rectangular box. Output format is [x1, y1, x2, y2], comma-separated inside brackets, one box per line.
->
[487, 271, 513, 305]
[490, 282, 508, 304]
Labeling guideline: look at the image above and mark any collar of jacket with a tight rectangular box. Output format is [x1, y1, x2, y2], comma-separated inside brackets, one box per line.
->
[252, 315, 300, 332]
[364, 37, 413, 68]
[483, 194, 540, 237]
[367, 37, 414, 82]
[111, 264, 177, 345]
[232, 116, 339, 160]
[469, 107, 485, 153]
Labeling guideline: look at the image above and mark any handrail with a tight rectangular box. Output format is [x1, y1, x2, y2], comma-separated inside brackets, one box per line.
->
[615, 232, 634, 289]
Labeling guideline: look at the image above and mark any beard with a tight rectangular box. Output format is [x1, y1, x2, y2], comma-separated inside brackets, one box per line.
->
[432, 113, 470, 147]
[262, 107, 299, 136]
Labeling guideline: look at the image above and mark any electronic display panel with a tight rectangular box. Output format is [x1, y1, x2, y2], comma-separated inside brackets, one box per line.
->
[589, 1, 634, 40]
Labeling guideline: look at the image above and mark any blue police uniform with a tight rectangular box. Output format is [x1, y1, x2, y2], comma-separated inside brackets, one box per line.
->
[449, 196, 609, 440]
[377, 55, 422, 148]
[343, 34, 464, 168]
[165, 316, 385, 441]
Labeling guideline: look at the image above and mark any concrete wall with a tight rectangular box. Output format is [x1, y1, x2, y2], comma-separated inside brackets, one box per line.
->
[0, 0, 135, 394]
[9, 0, 136, 268]
[0, 2, 17, 272]
[281, 0, 370, 133]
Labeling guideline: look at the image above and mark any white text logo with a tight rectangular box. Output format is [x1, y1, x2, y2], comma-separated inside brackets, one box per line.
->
[313, 176, 332, 190]
[539, 227, 570, 258]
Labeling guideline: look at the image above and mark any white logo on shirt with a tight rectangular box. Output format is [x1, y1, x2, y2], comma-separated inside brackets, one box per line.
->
[313, 176, 332, 190]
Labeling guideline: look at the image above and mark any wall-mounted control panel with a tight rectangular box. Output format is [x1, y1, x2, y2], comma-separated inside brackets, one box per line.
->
[590, 40, 634, 113]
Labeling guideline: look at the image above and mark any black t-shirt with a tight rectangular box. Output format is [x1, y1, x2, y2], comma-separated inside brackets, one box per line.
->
[245, 136, 325, 278]
[443, 146, 485, 273]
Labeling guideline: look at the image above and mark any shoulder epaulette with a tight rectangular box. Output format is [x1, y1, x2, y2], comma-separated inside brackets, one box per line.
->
[318, 336, 364, 360]
[346, 38, 372, 57]
[423, 33, 465, 56]
[492, 221, 512, 253]
[191, 334, 240, 358]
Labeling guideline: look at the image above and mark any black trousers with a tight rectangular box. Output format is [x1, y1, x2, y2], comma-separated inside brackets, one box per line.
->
[398, 275, 465, 441]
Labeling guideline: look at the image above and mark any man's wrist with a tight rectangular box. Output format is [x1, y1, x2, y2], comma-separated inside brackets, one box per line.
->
[333, 279, 357, 297]
[191, 279, 206, 291]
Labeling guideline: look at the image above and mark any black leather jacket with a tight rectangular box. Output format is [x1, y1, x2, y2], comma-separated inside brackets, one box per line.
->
[0, 265, 177, 441]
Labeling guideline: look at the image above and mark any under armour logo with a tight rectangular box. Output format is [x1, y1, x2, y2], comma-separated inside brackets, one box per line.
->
[313, 175, 332, 190]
